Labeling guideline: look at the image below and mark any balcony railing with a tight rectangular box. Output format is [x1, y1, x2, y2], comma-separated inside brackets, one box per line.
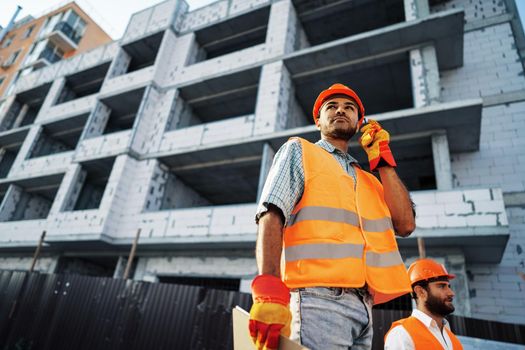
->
[52, 21, 82, 44]
[47, 21, 82, 52]
[38, 46, 62, 65]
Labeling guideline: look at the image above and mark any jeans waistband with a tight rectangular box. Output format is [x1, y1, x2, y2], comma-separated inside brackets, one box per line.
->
[290, 286, 370, 296]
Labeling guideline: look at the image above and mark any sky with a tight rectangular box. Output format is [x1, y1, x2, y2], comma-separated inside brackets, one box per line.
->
[2, 0, 525, 40]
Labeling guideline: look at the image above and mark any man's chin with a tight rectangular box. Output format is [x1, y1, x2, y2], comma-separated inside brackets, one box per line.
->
[325, 127, 357, 141]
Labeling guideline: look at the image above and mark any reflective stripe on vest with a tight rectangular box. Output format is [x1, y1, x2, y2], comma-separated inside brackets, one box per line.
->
[282, 137, 412, 305]
[284, 243, 403, 268]
[288, 206, 393, 232]
[285, 243, 363, 262]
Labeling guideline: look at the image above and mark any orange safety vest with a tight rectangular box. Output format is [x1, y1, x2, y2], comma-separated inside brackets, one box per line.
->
[385, 316, 463, 350]
[282, 138, 411, 305]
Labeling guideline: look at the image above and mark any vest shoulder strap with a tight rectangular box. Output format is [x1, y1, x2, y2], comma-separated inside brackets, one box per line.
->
[384, 318, 407, 343]
[400, 316, 445, 349]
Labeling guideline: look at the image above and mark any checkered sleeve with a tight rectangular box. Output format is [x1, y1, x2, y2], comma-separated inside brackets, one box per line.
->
[255, 139, 304, 225]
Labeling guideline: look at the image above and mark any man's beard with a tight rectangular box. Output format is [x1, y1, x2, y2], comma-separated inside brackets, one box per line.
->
[321, 123, 357, 141]
[425, 292, 455, 317]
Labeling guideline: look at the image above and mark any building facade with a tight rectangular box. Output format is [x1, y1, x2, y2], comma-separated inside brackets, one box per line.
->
[0, 0, 523, 327]
[0, 2, 112, 98]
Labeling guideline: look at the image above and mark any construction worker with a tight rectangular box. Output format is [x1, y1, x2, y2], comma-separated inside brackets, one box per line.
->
[249, 83, 415, 350]
[384, 258, 463, 350]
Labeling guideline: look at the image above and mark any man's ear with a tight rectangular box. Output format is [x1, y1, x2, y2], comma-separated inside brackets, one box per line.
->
[414, 285, 427, 300]
[315, 117, 320, 129]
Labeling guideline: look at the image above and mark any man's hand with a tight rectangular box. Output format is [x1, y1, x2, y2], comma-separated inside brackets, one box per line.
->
[359, 119, 396, 171]
[249, 275, 291, 350]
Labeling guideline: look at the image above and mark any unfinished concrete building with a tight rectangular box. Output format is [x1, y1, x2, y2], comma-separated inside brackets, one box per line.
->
[0, 0, 524, 328]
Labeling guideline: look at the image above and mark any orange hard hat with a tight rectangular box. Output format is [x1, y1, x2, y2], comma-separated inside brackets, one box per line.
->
[407, 259, 455, 285]
[312, 83, 365, 122]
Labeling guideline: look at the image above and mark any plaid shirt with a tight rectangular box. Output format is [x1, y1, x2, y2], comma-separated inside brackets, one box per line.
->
[256, 139, 360, 225]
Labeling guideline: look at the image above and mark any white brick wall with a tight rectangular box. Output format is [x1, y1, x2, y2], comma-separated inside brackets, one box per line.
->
[11, 152, 73, 178]
[139, 256, 257, 280]
[0, 256, 57, 273]
[100, 66, 155, 97]
[451, 102, 525, 193]
[440, 23, 525, 102]
[0, 219, 46, 242]
[180, 1, 229, 32]
[431, 0, 507, 24]
[73, 130, 132, 162]
[412, 188, 508, 229]
[37, 95, 96, 124]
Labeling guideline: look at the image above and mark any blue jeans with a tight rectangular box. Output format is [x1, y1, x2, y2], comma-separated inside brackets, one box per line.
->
[290, 287, 373, 350]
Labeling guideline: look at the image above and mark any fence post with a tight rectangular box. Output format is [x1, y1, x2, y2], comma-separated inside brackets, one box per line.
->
[123, 228, 141, 279]
[29, 230, 46, 272]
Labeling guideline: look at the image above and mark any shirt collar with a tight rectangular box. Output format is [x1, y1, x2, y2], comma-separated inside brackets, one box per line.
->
[315, 139, 359, 164]
[411, 309, 448, 328]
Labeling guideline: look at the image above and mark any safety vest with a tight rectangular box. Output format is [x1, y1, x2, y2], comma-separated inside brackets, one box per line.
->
[282, 138, 411, 305]
[385, 316, 463, 350]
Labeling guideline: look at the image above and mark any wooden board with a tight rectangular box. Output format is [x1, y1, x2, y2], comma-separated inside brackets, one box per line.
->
[232, 306, 309, 350]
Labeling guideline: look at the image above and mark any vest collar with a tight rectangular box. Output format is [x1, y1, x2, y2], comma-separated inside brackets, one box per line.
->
[412, 309, 449, 329]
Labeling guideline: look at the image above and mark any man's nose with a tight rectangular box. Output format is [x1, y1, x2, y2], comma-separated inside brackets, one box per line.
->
[336, 106, 345, 114]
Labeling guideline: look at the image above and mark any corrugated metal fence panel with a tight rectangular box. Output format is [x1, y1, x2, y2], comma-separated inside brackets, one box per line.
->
[1, 270, 524, 349]
[0, 271, 253, 350]
[372, 309, 411, 349]
[449, 314, 525, 345]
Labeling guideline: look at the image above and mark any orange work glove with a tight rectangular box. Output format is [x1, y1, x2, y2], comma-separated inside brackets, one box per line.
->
[249, 275, 291, 350]
[359, 119, 396, 172]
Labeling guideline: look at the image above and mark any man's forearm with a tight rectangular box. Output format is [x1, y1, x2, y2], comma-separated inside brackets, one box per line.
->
[378, 166, 415, 237]
[256, 207, 284, 276]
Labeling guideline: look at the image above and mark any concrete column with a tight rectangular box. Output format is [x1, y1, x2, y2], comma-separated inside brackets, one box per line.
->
[404, 0, 429, 21]
[81, 102, 112, 140]
[0, 184, 23, 221]
[405, 0, 438, 109]
[47, 164, 85, 214]
[254, 61, 293, 135]
[105, 48, 131, 80]
[432, 133, 453, 190]
[153, 29, 178, 87]
[0, 96, 20, 131]
[446, 253, 471, 317]
[36, 78, 66, 119]
[6, 126, 42, 177]
[11, 104, 29, 129]
[129, 85, 157, 154]
[410, 45, 440, 108]
[257, 143, 276, 201]
[113, 256, 127, 278]
[265, 0, 301, 56]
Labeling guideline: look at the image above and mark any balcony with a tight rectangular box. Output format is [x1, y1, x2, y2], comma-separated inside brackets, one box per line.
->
[29, 45, 62, 69]
[48, 21, 81, 52]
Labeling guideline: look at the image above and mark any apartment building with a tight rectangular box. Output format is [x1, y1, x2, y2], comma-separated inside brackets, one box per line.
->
[0, 0, 524, 328]
[0, 2, 111, 97]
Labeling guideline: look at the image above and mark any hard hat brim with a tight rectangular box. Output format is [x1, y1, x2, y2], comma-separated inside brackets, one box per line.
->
[312, 86, 365, 121]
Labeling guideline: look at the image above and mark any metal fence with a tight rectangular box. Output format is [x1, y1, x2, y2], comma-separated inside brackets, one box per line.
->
[0, 270, 251, 350]
[1, 270, 523, 350]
